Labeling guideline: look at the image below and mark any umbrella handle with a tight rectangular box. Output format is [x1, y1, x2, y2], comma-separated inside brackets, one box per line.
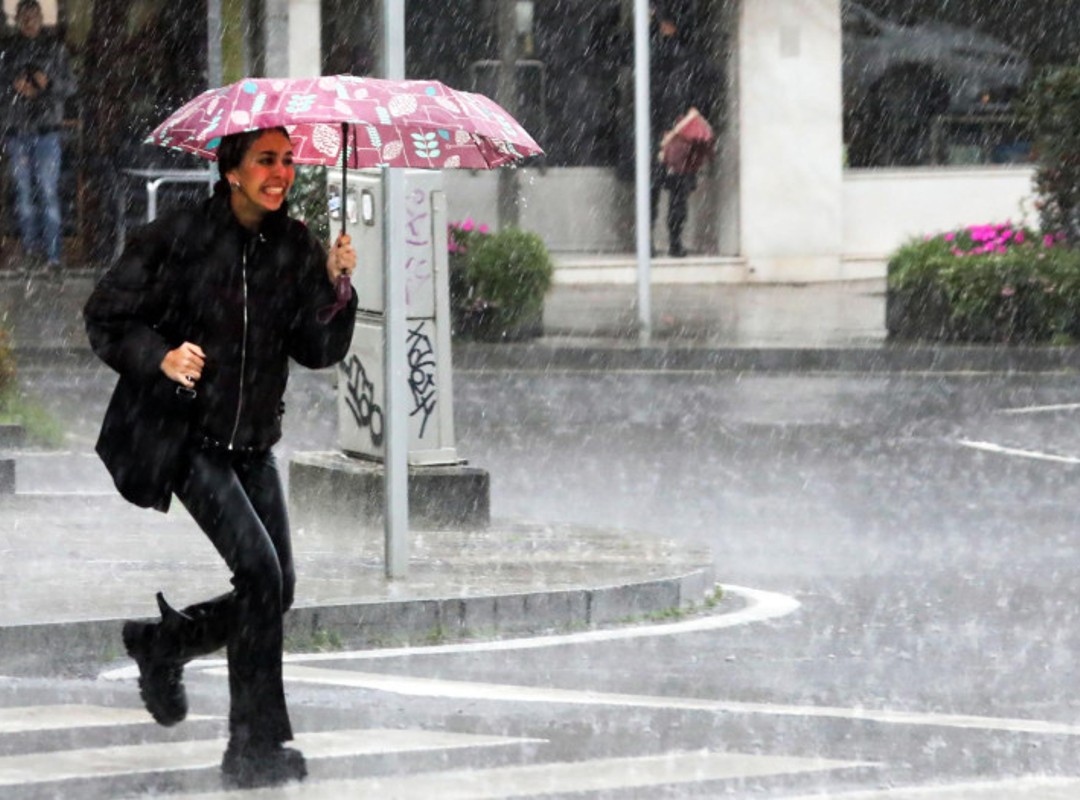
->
[317, 273, 353, 325]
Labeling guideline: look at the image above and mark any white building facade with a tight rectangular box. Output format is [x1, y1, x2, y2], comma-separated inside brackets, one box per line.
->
[267, 0, 1040, 282]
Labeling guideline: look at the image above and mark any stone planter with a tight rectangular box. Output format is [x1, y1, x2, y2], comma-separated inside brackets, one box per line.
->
[453, 302, 544, 342]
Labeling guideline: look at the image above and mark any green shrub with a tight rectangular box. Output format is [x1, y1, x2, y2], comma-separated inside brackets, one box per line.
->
[913, 68, 1080, 343]
[0, 328, 16, 395]
[0, 390, 64, 447]
[448, 222, 553, 341]
[0, 330, 62, 446]
[888, 222, 1080, 343]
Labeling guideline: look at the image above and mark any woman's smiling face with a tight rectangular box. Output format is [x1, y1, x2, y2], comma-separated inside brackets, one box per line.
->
[226, 130, 295, 227]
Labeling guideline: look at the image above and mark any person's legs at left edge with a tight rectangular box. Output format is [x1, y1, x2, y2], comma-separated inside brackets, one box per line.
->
[33, 131, 64, 269]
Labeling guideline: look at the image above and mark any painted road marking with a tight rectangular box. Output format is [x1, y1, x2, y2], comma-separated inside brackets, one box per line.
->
[166, 750, 870, 800]
[100, 584, 800, 683]
[0, 728, 537, 787]
[956, 439, 1080, 465]
[0, 705, 217, 734]
[997, 402, 1080, 415]
[784, 776, 1080, 799]
[269, 666, 1080, 738]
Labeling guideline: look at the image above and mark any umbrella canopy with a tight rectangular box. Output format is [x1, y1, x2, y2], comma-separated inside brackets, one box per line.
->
[146, 75, 542, 170]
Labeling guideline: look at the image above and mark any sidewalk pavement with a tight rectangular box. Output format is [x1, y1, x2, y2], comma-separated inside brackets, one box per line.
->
[14, 270, 1080, 370]
[0, 270, 726, 675]
[0, 268, 1070, 674]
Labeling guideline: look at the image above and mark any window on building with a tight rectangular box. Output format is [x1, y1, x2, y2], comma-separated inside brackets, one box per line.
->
[843, 0, 1080, 168]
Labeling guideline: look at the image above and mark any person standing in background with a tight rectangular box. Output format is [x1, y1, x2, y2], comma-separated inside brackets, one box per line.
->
[650, 5, 706, 258]
[0, 0, 76, 274]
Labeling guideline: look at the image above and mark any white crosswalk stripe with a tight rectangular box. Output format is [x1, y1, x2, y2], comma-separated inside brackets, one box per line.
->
[5, 699, 1074, 799]
[166, 751, 869, 799]
[0, 700, 876, 798]
[0, 704, 215, 734]
[783, 777, 1080, 800]
[0, 726, 537, 787]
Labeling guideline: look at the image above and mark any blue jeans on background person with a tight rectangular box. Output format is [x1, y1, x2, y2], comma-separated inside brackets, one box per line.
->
[5, 131, 63, 266]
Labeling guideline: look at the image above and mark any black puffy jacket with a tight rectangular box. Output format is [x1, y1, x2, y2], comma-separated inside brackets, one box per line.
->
[85, 188, 357, 508]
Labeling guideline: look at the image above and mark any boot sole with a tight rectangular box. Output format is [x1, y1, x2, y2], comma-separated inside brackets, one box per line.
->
[121, 621, 188, 727]
[221, 750, 307, 789]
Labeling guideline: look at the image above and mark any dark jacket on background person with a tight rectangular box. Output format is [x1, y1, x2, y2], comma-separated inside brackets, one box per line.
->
[0, 28, 76, 135]
[615, 21, 719, 182]
[651, 30, 697, 141]
[84, 189, 357, 511]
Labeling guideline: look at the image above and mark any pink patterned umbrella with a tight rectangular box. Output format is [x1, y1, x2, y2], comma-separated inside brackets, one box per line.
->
[146, 74, 542, 169]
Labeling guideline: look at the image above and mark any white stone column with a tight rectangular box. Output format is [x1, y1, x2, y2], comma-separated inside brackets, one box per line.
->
[288, 0, 322, 77]
[263, 0, 290, 77]
[736, 0, 844, 281]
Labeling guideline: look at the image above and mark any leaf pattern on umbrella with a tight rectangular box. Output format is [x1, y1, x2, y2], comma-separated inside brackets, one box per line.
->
[146, 75, 543, 170]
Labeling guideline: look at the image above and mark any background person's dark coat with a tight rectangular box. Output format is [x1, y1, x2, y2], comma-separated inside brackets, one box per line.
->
[615, 19, 720, 183]
[84, 191, 357, 511]
[0, 27, 76, 136]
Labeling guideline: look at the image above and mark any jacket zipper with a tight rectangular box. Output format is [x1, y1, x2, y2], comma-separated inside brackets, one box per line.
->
[227, 240, 251, 450]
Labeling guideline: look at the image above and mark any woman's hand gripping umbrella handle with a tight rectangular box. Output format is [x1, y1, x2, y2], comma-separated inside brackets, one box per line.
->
[318, 233, 356, 324]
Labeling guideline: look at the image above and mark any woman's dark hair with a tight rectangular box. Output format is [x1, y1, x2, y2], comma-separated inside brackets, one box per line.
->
[214, 126, 292, 193]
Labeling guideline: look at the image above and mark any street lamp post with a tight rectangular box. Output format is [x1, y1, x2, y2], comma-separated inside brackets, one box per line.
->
[383, 0, 409, 578]
[634, 0, 652, 345]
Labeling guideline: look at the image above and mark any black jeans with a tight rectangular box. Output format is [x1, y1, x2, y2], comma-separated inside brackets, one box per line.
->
[174, 446, 296, 746]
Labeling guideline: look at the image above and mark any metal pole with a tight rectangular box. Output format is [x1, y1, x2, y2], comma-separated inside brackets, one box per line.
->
[206, 0, 223, 88]
[383, 0, 409, 578]
[496, 0, 520, 229]
[634, 0, 652, 345]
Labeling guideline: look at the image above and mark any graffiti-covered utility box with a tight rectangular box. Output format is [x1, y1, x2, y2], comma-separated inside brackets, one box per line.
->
[330, 169, 460, 466]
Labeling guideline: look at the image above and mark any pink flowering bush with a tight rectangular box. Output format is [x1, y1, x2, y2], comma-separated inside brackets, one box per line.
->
[447, 218, 493, 335]
[447, 218, 490, 254]
[888, 221, 1080, 343]
[447, 219, 553, 340]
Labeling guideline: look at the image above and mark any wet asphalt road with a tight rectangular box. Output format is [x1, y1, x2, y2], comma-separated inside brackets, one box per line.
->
[6, 359, 1080, 797]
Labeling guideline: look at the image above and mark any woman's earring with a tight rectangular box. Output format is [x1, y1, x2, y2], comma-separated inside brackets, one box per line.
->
[230, 182, 240, 190]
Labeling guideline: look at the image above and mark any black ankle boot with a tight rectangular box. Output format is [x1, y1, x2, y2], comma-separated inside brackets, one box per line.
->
[121, 593, 190, 727]
[221, 740, 307, 789]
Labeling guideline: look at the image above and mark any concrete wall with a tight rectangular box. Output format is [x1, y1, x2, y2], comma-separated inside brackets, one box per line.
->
[440, 163, 1038, 268]
[444, 168, 636, 253]
[842, 167, 1037, 259]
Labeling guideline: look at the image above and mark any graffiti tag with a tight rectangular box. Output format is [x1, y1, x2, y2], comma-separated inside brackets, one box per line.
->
[341, 354, 384, 448]
[406, 322, 437, 439]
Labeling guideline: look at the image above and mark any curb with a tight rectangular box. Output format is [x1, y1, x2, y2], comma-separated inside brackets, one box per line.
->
[453, 341, 1080, 373]
[0, 567, 715, 675]
[15, 342, 1080, 375]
